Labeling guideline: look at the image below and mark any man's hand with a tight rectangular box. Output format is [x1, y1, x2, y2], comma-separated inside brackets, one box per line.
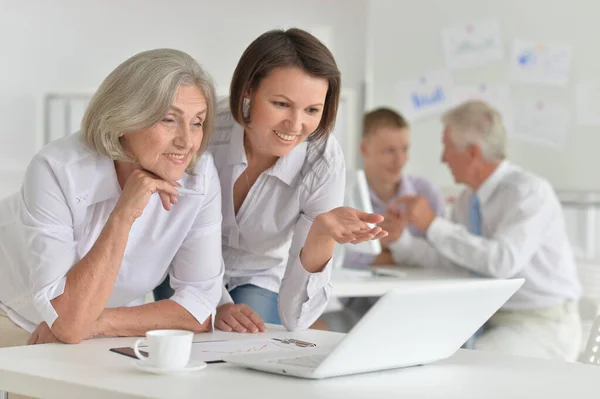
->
[27, 322, 62, 345]
[395, 195, 436, 233]
[372, 249, 395, 265]
[379, 205, 407, 247]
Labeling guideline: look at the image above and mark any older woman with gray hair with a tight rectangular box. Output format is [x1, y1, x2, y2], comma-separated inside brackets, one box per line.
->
[0, 48, 224, 350]
[387, 100, 582, 361]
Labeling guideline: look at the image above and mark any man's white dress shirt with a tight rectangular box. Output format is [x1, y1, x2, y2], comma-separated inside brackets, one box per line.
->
[389, 161, 581, 310]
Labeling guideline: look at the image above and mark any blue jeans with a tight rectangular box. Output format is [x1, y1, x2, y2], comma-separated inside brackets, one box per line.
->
[153, 278, 281, 325]
[230, 284, 281, 325]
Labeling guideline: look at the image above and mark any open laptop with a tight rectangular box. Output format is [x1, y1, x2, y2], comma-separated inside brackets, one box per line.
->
[340, 169, 381, 257]
[332, 169, 381, 269]
[225, 278, 524, 379]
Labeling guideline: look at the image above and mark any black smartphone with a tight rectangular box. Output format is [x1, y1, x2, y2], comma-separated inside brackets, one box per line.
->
[109, 346, 144, 359]
[109, 347, 225, 364]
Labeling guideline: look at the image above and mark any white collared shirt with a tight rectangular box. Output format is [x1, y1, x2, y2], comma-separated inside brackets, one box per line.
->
[0, 133, 224, 332]
[389, 161, 581, 309]
[209, 101, 346, 330]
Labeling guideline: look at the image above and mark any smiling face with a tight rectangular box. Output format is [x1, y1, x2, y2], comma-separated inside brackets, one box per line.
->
[361, 126, 410, 186]
[245, 66, 329, 158]
[120, 85, 207, 182]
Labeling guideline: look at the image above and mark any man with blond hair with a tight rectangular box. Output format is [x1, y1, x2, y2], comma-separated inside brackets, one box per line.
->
[389, 100, 582, 361]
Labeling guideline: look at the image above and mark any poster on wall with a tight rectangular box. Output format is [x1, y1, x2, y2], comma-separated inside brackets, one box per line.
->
[441, 20, 504, 69]
[395, 69, 454, 122]
[452, 84, 511, 119]
[509, 40, 572, 86]
[511, 98, 570, 147]
[574, 82, 600, 126]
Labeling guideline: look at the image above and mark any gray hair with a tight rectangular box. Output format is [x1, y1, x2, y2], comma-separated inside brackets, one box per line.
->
[441, 100, 507, 162]
[81, 48, 216, 173]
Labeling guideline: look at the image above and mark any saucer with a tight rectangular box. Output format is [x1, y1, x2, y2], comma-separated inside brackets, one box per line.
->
[132, 360, 207, 375]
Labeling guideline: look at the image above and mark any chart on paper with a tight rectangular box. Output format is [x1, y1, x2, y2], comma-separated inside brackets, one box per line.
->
[190, 339, 306, 362]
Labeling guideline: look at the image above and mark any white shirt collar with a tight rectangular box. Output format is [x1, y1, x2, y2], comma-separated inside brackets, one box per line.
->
[88, 155, 121, 205]
[227, 122, 247, 166]
[267, 141, 307, 186]
[476, 160, 511, 205]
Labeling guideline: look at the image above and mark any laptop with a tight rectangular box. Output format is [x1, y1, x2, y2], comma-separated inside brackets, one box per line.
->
[225, 278, 524, 379]
[340, 169, 382, 257]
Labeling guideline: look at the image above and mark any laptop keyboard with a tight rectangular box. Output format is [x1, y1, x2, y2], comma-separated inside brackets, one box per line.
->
[271, 354, 327, 368]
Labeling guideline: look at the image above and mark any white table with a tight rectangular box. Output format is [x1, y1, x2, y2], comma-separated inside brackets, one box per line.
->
[0, 326, 599, 399]
[330, 265, 475, 297]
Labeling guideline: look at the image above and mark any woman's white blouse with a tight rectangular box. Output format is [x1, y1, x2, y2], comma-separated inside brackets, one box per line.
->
[0, 133, 224, 332]
[209, 101, 346, 330]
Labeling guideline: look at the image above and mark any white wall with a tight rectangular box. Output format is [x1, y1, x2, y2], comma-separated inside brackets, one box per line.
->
[0, 0, 367, 198]
[363, 0, 600, 286]
[366, 0, 600, 191]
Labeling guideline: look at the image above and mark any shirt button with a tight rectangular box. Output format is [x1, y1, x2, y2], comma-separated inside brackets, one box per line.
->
[302, 304, 309, 310]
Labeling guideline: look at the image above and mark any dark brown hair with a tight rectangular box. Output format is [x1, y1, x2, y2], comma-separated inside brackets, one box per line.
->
[363, 107, 410, 138]
[229, 28, 341, 141]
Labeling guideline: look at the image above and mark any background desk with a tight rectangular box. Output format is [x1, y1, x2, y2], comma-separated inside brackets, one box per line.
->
[330, 265, 474, 297]
[0, 326, 599, 399]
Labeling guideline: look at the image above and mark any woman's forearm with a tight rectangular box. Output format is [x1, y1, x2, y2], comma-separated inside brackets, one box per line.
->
[51, 213, 132, 343]
[92, 300, 211, 338]
[300, 224, 336, 273]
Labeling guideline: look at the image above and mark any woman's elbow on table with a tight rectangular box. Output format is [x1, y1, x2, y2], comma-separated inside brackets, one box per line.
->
[50, 317, 89, 344]
[49, 300, 95, 344]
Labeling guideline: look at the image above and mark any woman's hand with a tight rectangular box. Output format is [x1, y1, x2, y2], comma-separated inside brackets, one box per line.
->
[112, 169, 180, 222]
[300, 207, 388, 273]
[311, 207, 388, 244]
[27, 322, 62, 345]
[215, 303, 266, 333]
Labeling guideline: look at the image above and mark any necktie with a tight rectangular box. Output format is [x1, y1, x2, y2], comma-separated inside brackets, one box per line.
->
[469, 194, 482, 236]
[465, 193, 484, 349]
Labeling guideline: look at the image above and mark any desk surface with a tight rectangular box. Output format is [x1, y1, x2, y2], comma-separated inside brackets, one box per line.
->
[1, 326, 599, 399]
[330, 265, 474, 297]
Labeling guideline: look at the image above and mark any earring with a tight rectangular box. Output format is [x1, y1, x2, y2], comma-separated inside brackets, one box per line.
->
[243, 98, 250, 120]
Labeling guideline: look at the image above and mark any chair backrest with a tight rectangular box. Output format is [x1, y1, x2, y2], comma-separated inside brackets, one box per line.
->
[581, 314, 600, 365]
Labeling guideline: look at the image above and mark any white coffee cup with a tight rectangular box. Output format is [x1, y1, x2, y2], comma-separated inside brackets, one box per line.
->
[133, 330, 194, 369]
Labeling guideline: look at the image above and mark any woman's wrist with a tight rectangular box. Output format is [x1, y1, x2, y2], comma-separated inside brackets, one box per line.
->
[107, 210, 135, 229]
[301, 218, 336, 273]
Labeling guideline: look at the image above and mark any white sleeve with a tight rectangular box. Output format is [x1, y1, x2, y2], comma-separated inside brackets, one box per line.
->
[426, 185, 554, 279]
[278, 159, 346, 331]
[388, 228, 454, 269]
[20, 155, 78, 328]
[388, 196, 460, 271]
[217, 285, 233, 306]
[168, 160, 225, 324]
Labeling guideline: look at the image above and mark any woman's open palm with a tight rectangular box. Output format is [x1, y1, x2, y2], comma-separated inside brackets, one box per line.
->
[314, 207, 387, 244]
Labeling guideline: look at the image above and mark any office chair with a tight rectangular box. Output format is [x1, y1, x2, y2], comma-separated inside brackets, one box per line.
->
[581, 313, 600, 365]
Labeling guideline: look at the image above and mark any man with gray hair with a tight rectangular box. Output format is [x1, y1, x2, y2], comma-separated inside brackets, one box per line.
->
[388, 100, 582, 361]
